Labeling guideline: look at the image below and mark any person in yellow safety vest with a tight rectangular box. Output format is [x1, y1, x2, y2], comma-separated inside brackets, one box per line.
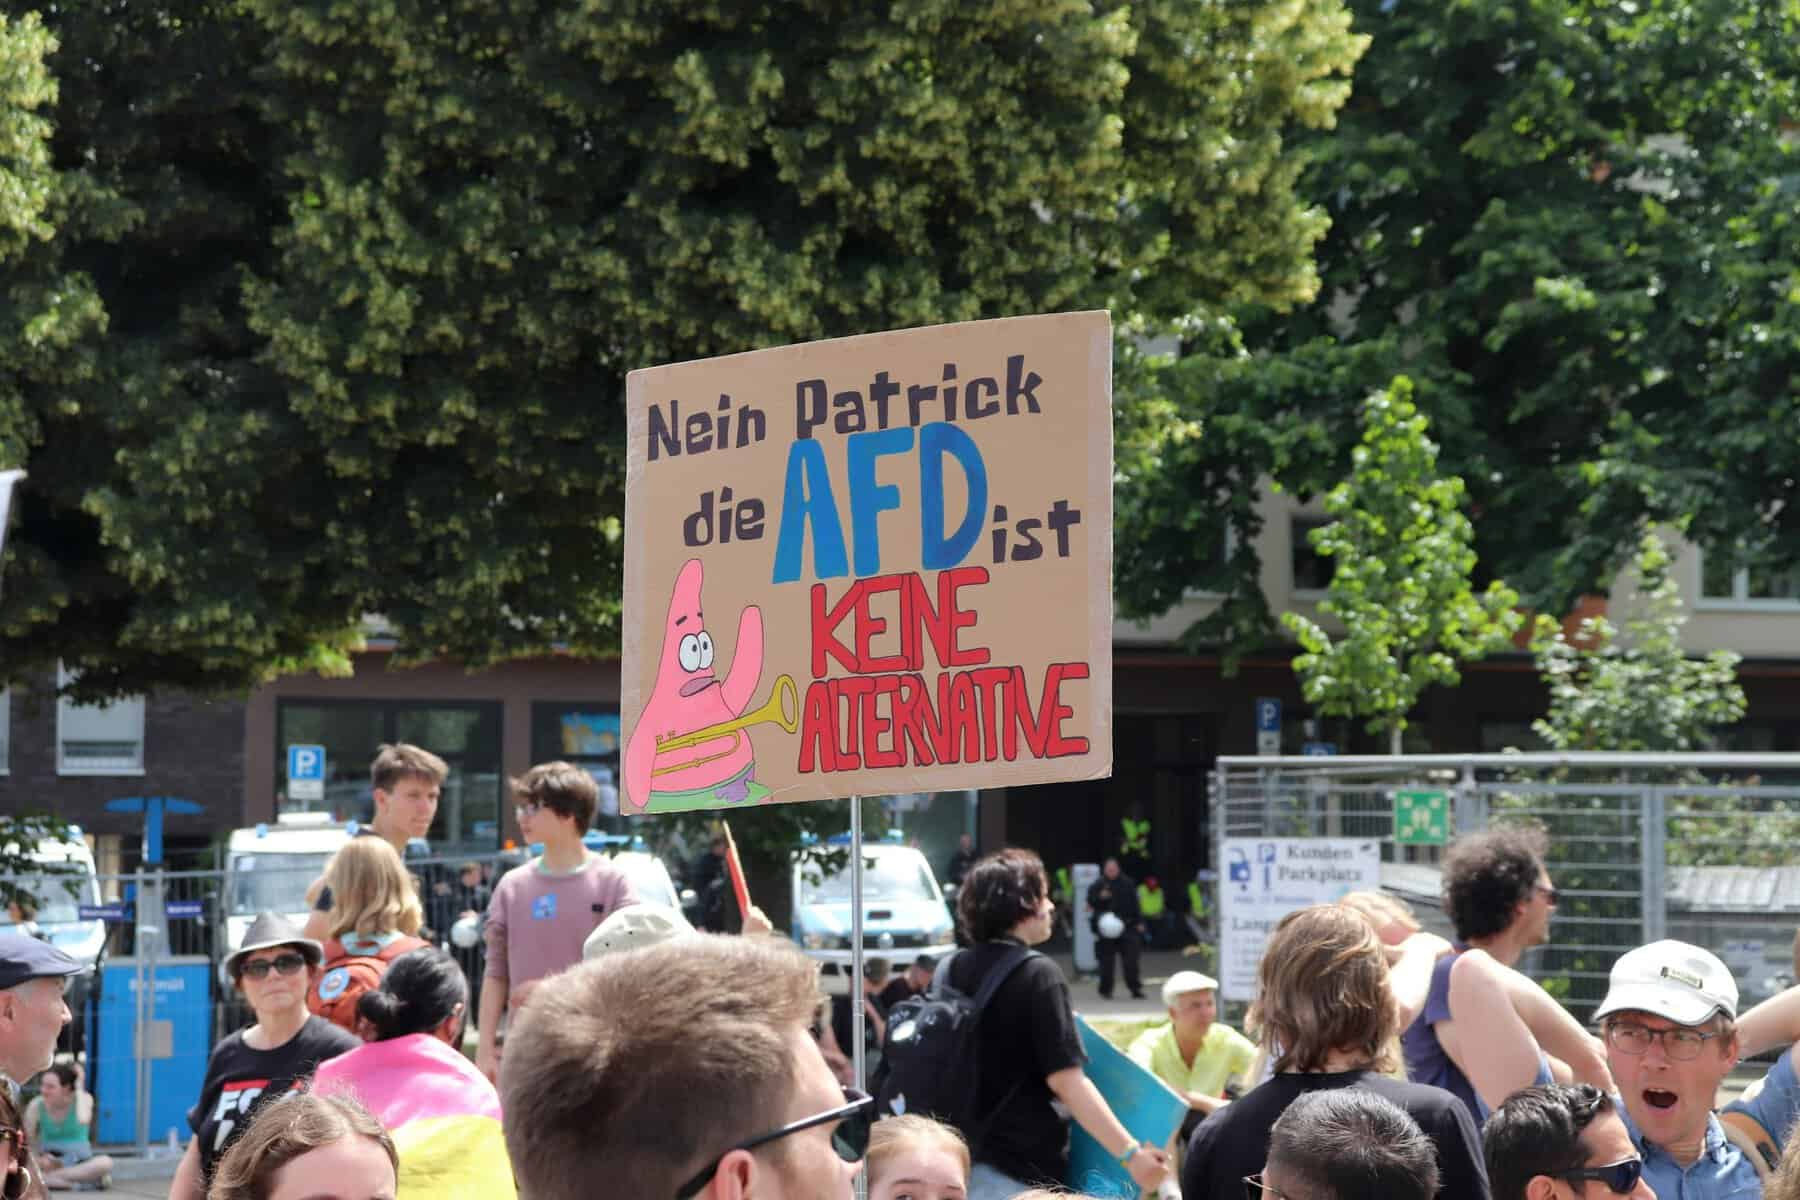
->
[1185, 877, 1211, 945]
[1120, 810, 1152, 881]
[1138, 876, 1172, 950]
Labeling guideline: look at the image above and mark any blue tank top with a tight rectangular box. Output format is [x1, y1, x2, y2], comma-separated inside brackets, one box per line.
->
[1399, 949, 1483, 1123]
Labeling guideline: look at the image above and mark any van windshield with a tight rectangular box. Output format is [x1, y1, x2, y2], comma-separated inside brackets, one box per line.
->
[801, 855, 939, 905]
[228, 853, 332, 916]
[0, 871, 94, 925]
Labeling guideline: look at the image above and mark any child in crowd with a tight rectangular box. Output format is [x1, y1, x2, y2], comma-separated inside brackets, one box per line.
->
[865, 1115, 968, 1200]
[206, 1092, 396, 1200]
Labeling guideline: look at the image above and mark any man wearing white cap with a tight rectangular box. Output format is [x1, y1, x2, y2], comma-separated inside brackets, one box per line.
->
[1596, 939, 1800, 1197]
[1129, 970, 1254, 1195]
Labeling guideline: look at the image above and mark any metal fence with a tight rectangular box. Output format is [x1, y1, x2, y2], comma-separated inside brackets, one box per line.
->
[1214, 752, 1800, 1020]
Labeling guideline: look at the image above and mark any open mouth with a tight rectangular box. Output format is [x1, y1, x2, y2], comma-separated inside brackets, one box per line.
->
[679, 676, 717, 696]
[1643, 1088, 1679, 1110]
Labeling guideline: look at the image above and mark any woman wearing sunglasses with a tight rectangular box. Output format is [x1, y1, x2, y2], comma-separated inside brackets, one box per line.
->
[169, 913, 361, 1200]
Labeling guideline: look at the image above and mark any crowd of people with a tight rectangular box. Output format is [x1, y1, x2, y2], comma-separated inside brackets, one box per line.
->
[10, 749, 1800, 1198]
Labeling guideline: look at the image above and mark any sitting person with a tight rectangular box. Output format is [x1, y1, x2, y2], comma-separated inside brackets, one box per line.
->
[308, 837, 430, 1035]
[1181, 904, 1490, 1199]
[1127, 970, 1254, 1152]
[1482, 1084, 1652, 1200]
[23, 1063, 114, 1192]
[312, 946, 511, 1199]
[1253, 1089, 1440, 1200]
[206, 1091, 397, 1200]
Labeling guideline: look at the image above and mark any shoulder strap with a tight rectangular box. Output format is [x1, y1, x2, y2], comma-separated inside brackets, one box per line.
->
[376, 935, 428, 963]
[1718, 1110, 1778, 1183]
[969, 944, 1038, 1015]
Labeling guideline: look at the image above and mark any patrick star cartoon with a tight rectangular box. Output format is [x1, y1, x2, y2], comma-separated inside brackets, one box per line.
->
[623, 558, 767, 813]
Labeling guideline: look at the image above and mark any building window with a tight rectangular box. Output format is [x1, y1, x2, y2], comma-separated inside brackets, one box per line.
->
[0, 687, 9, 775]
[56, 664, 146, 775]
[1291, 515, 1336, 593]
[276, 700, 504, 852]
[1700, 548, 1800, 605]
[531, 703, 621, 823]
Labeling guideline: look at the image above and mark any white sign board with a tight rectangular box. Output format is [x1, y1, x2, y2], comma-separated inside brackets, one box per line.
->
[1218, 837, 1382, 1001]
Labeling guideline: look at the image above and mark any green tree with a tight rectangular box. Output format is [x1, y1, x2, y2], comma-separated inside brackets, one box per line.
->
[1282, 377, 1521, 752]
[1117, 0, 1800, 655]
[1530, 528, 1746, 753]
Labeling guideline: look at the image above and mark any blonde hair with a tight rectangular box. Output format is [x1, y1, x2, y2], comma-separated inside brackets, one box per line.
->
[1339, 890, 1421, 938]
[207, 1092, 395, 1200]
[1250, 904, 1400, 1075]
[1770, 1124, 1800, 1200]
[325, 837, 423, 940]
[866, 1116, 968, 1190]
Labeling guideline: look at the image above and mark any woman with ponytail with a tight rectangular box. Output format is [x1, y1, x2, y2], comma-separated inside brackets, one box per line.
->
[311, 948, 512, 1199]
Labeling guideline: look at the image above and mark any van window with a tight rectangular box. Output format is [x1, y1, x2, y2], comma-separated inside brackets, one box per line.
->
[229, 852, 333, 916]
[801, 854, 939, 905]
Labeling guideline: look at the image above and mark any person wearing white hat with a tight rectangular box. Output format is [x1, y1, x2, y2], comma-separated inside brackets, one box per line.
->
[1128, 969, 1255, 1198]
[1595, 939, 1800, 1197]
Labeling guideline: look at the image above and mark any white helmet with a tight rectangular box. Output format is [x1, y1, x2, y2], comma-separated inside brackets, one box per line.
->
[1097, 912, 1126, 939]
[449, 914, 482, 949]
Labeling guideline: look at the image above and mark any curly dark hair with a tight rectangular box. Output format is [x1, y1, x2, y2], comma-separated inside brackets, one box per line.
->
[957, 848, 1048, 943]
[1482, 1084, 1611, 1200]
[1442, 825, 1548, 942]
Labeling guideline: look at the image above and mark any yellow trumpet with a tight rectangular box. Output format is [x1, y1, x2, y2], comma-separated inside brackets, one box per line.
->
[650, 674, 800, 776]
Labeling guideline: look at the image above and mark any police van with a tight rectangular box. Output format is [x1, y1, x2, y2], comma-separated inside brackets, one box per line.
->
[220, 813, 353, 961]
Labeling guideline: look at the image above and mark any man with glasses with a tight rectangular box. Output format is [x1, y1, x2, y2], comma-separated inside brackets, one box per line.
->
[1246, 1089, 1439, 1200]
[1483, 1084, 1653, 1200]
[501, 932, 866, 1199]
[1401, 827, 1613, 1123]
[475, 761, 637, 1083]
[1, 936, 82, 1200]
[1595, 940, 1799, 1197]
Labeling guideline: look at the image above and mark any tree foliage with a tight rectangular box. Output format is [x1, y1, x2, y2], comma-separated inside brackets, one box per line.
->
[1117, 0, 1800, 654]
[1530, 528, 1746, 753]
[1282, 378, 1521, 751]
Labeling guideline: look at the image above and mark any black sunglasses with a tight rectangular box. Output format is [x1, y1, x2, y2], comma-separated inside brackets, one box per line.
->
[1555, 1157, 1644, 1195]
[239, 952, 308, 980]
[675, 1087, 874, 1199]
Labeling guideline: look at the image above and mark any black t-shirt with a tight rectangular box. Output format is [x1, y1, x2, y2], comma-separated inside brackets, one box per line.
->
[1180, 1069, 1491, 1200]
[878, 977, 916, 1012]
[186, 1016, 361, 1181]
[947, 941, 1085, 1187]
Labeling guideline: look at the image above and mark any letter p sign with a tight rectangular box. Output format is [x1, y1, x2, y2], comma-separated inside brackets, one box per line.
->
[287, 744, 326, 802]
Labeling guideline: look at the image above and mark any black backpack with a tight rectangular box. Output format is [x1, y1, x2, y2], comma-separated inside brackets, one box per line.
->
[873, 945, 1038, 1143]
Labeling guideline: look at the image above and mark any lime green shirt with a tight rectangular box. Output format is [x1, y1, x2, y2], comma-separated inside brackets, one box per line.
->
[1127, 1020, 1256, 1099]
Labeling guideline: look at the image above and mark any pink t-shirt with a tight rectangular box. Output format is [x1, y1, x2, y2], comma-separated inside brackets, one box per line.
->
[483, 853, 638, 989]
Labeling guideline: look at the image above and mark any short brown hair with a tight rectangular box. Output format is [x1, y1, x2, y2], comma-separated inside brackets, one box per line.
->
[370, 742, 448, 793]
[511, 760, 599, 829]
[1442, 825, 1548, 942]
[501, 933, 822, 1199]
[1250, 904, 1400, 1074]
[324, 836, 423, 940]
[867, 1115, 968, 1191]
[207, 1091, 395, 1200]
[956, 848, 1048, 943]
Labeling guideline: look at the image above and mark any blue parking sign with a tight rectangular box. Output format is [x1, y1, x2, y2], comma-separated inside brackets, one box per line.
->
[1254, 697, 1282, 733]
[287, 743, 326, 801]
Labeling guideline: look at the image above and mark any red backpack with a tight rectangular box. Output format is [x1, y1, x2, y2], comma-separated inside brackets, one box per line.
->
[307, 935, 429, 1035]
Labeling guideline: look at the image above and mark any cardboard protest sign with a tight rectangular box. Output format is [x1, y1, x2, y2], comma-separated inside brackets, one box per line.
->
[621, 312, 1113, 813]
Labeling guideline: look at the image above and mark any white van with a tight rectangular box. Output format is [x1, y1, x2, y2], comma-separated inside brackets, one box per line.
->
[221, 813, 353, 957]
[0, 830, 106, 968]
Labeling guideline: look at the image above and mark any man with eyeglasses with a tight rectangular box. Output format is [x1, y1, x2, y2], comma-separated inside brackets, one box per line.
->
[475, 761, 638, 1084]
[1595, 940, 1800, 1197]
[1401, 827, 1613, 1124]
[1244, 1089, 1440, 1200]
[501, 932, 866, 1199]
[1483, 1084, 1654, 1200]
[1, 936, 82, 1200]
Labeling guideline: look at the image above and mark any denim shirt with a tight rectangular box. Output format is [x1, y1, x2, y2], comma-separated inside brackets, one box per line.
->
[1617, 1047, 1800, 1200]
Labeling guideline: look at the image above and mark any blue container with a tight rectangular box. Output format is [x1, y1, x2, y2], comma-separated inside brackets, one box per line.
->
[92, 956, 212, 1147]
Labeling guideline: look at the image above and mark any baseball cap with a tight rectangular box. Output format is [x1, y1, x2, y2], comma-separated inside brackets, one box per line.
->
[583, 902, 694, 960]
[0, 933, 83, 991]
[1162, 970, 1220, 1008]
[1593, 940, 1738, 1026]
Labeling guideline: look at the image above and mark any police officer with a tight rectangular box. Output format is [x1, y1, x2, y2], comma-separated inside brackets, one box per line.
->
[1087, 857, 1144, 1000]
[1, 935, 83, 1200]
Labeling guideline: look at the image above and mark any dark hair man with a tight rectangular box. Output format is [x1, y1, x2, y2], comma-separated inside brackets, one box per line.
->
[474, 761, 638, 1084]
[1401, 826, 1611, 1121]
[1251, 1089, 1440, 1200]
[1483, 1084, 1651, 1200]
[500, 933, 866, 1199]
[302, 743, 448, 942]
[1086, 856, 1144, 1001]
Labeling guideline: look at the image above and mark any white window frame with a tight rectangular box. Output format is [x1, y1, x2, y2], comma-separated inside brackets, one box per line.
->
[1694, 550, 1800, 612]
[56, 663, 145, 776]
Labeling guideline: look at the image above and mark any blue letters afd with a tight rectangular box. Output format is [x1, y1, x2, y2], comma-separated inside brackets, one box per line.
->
[770, 425, 988, 584]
